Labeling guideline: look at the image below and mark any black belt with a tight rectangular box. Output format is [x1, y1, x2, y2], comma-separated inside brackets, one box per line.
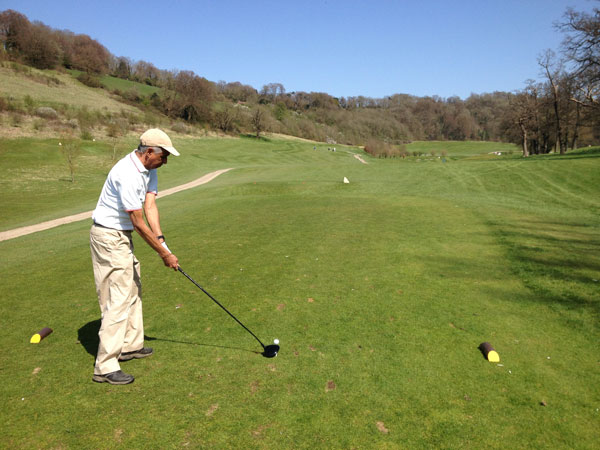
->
[92, 221, 112, 230]
[93, 221, 133, 234]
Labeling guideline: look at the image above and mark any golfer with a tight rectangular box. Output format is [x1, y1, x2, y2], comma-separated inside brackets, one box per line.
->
[90, 129, 179, 385]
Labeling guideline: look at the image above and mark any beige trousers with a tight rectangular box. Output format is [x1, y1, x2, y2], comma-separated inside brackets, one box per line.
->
[90, 224, 144, 375]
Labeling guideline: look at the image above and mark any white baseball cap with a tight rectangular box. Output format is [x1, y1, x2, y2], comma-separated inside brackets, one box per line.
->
[139, 128, 180, 156]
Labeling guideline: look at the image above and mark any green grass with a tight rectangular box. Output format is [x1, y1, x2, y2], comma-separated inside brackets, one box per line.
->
[99, 74, 162, 97]
[0, 138, 599, 448]
[68, 69, 162, 97]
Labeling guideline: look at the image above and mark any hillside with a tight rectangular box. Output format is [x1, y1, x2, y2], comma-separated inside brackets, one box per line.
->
[1, 7, 599, 153]
[0, 64, 141, 114]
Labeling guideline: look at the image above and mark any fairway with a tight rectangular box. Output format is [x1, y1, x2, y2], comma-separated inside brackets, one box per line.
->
[1, 137, 599, 448]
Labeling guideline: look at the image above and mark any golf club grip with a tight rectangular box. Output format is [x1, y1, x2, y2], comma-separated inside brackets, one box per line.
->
[177, 267, 265, 349]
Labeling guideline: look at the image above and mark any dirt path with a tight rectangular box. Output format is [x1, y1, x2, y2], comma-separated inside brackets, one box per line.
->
[353, 154, 368, 164]
[0, 168, 233, 242]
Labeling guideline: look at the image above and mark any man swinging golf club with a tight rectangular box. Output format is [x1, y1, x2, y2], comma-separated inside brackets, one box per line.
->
[90, 129, 179, 385]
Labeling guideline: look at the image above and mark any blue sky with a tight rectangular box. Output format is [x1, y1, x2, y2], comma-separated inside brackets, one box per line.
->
[2, 0, 597, 99]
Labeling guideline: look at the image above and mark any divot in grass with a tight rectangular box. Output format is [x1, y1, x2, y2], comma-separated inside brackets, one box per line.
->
[376, 421, 389, 434]
[205, 404, 219, 416]
[251, 425, 270, 438]
[113, 429, 123, 443]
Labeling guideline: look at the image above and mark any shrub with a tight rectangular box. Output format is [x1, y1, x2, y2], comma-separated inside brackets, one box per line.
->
[77, 107, 95, 130]
[106, 118, 129, 138]
[364, 138, 383, 157]
[44, 75, 62, 86]
[10, 112, 23, 127]
[77, 72, 103, 88]
[23, 95, 35, 112]
[80, 129, 93, 140]
[32, 119, 46, 130]
[9, 62, 30, 75]
[365, 139, 404, 158]
[121, 89, 141, 103]
[35, 106, 58, 119]
[171, 121, 189, 134]
[124, 112, 141, 126]
[143, 111, 160, 128]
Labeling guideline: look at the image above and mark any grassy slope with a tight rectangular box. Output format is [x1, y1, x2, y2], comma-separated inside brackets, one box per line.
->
[0, 65, 140, 113]
[67, 69, 162, 96]
[99, 74, 161, 96]
[0, 137, 599, 448]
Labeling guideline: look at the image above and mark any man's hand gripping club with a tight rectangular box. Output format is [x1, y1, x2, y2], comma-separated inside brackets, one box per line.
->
[128, 209, 179, 270]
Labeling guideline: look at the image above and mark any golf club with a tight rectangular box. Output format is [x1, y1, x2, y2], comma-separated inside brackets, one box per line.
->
[177, 267, 279, 358]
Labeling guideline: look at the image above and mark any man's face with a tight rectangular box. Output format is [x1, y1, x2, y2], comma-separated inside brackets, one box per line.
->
[144, 148, 169, 169]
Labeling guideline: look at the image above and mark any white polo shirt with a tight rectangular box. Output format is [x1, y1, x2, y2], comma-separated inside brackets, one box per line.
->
[92, 151, 158, 230]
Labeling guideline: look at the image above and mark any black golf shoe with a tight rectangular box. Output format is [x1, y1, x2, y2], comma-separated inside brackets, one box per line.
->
[92, 370, 134, 385]
[118, 347, 153, 361]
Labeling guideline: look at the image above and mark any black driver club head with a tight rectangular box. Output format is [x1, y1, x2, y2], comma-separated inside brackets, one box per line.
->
[262, 344, 280, 358]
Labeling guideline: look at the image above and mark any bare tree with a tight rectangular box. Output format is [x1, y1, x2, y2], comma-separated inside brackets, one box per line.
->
[113, 56, 133, 79]
[213, 105, 237, 132]
[21, 22, 61, 69]
[60, 138, 81, 182]
[0, 9, 30, 54]
[252, 108, 266, 138]
[69, 34, 111, 73]
[260, 83, 285, 103]
[510, 90, 538, 157]
[133, 60, 160, 85]
[172, 70, 214, 123]
[558, 6, 600, 108]
[539, 50, 567, 154]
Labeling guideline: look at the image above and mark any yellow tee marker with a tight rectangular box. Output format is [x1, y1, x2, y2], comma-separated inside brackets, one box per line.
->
[479, 342, 500, 362]
[30, 327, 53, 344]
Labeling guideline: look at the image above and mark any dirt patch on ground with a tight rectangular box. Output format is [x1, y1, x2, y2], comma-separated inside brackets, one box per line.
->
[267, 132, 318, 143]
[0, 168, 232, 242]
[353, 154, 368, 164]
[376, 421, 389, 434]
[205, 404, 219, 416]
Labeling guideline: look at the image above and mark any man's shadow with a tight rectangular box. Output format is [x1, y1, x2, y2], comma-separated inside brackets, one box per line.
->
[77, 319, 259, 358]
[78, 319, 101, 358]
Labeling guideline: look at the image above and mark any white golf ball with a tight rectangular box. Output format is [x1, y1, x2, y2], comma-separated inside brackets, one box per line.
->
[274, 339, 279, 345]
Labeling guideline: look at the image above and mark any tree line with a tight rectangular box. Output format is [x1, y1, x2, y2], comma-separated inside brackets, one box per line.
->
[1, 7, 598, 154]
[505, 6, 600, 156]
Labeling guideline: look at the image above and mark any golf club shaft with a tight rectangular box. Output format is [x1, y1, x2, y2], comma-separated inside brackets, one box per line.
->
[178, 267, 265, 349]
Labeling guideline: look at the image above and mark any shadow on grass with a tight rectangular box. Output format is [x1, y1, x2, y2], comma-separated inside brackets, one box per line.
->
[487, 216, 600, 316]
[144, 334, 261, 355]
[77, 319, 100, 358]
[77, 320, 261, 357]
[413, 214, 599, 319]
[518, 147, 600, 161]
[239, 133, 271, 142]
